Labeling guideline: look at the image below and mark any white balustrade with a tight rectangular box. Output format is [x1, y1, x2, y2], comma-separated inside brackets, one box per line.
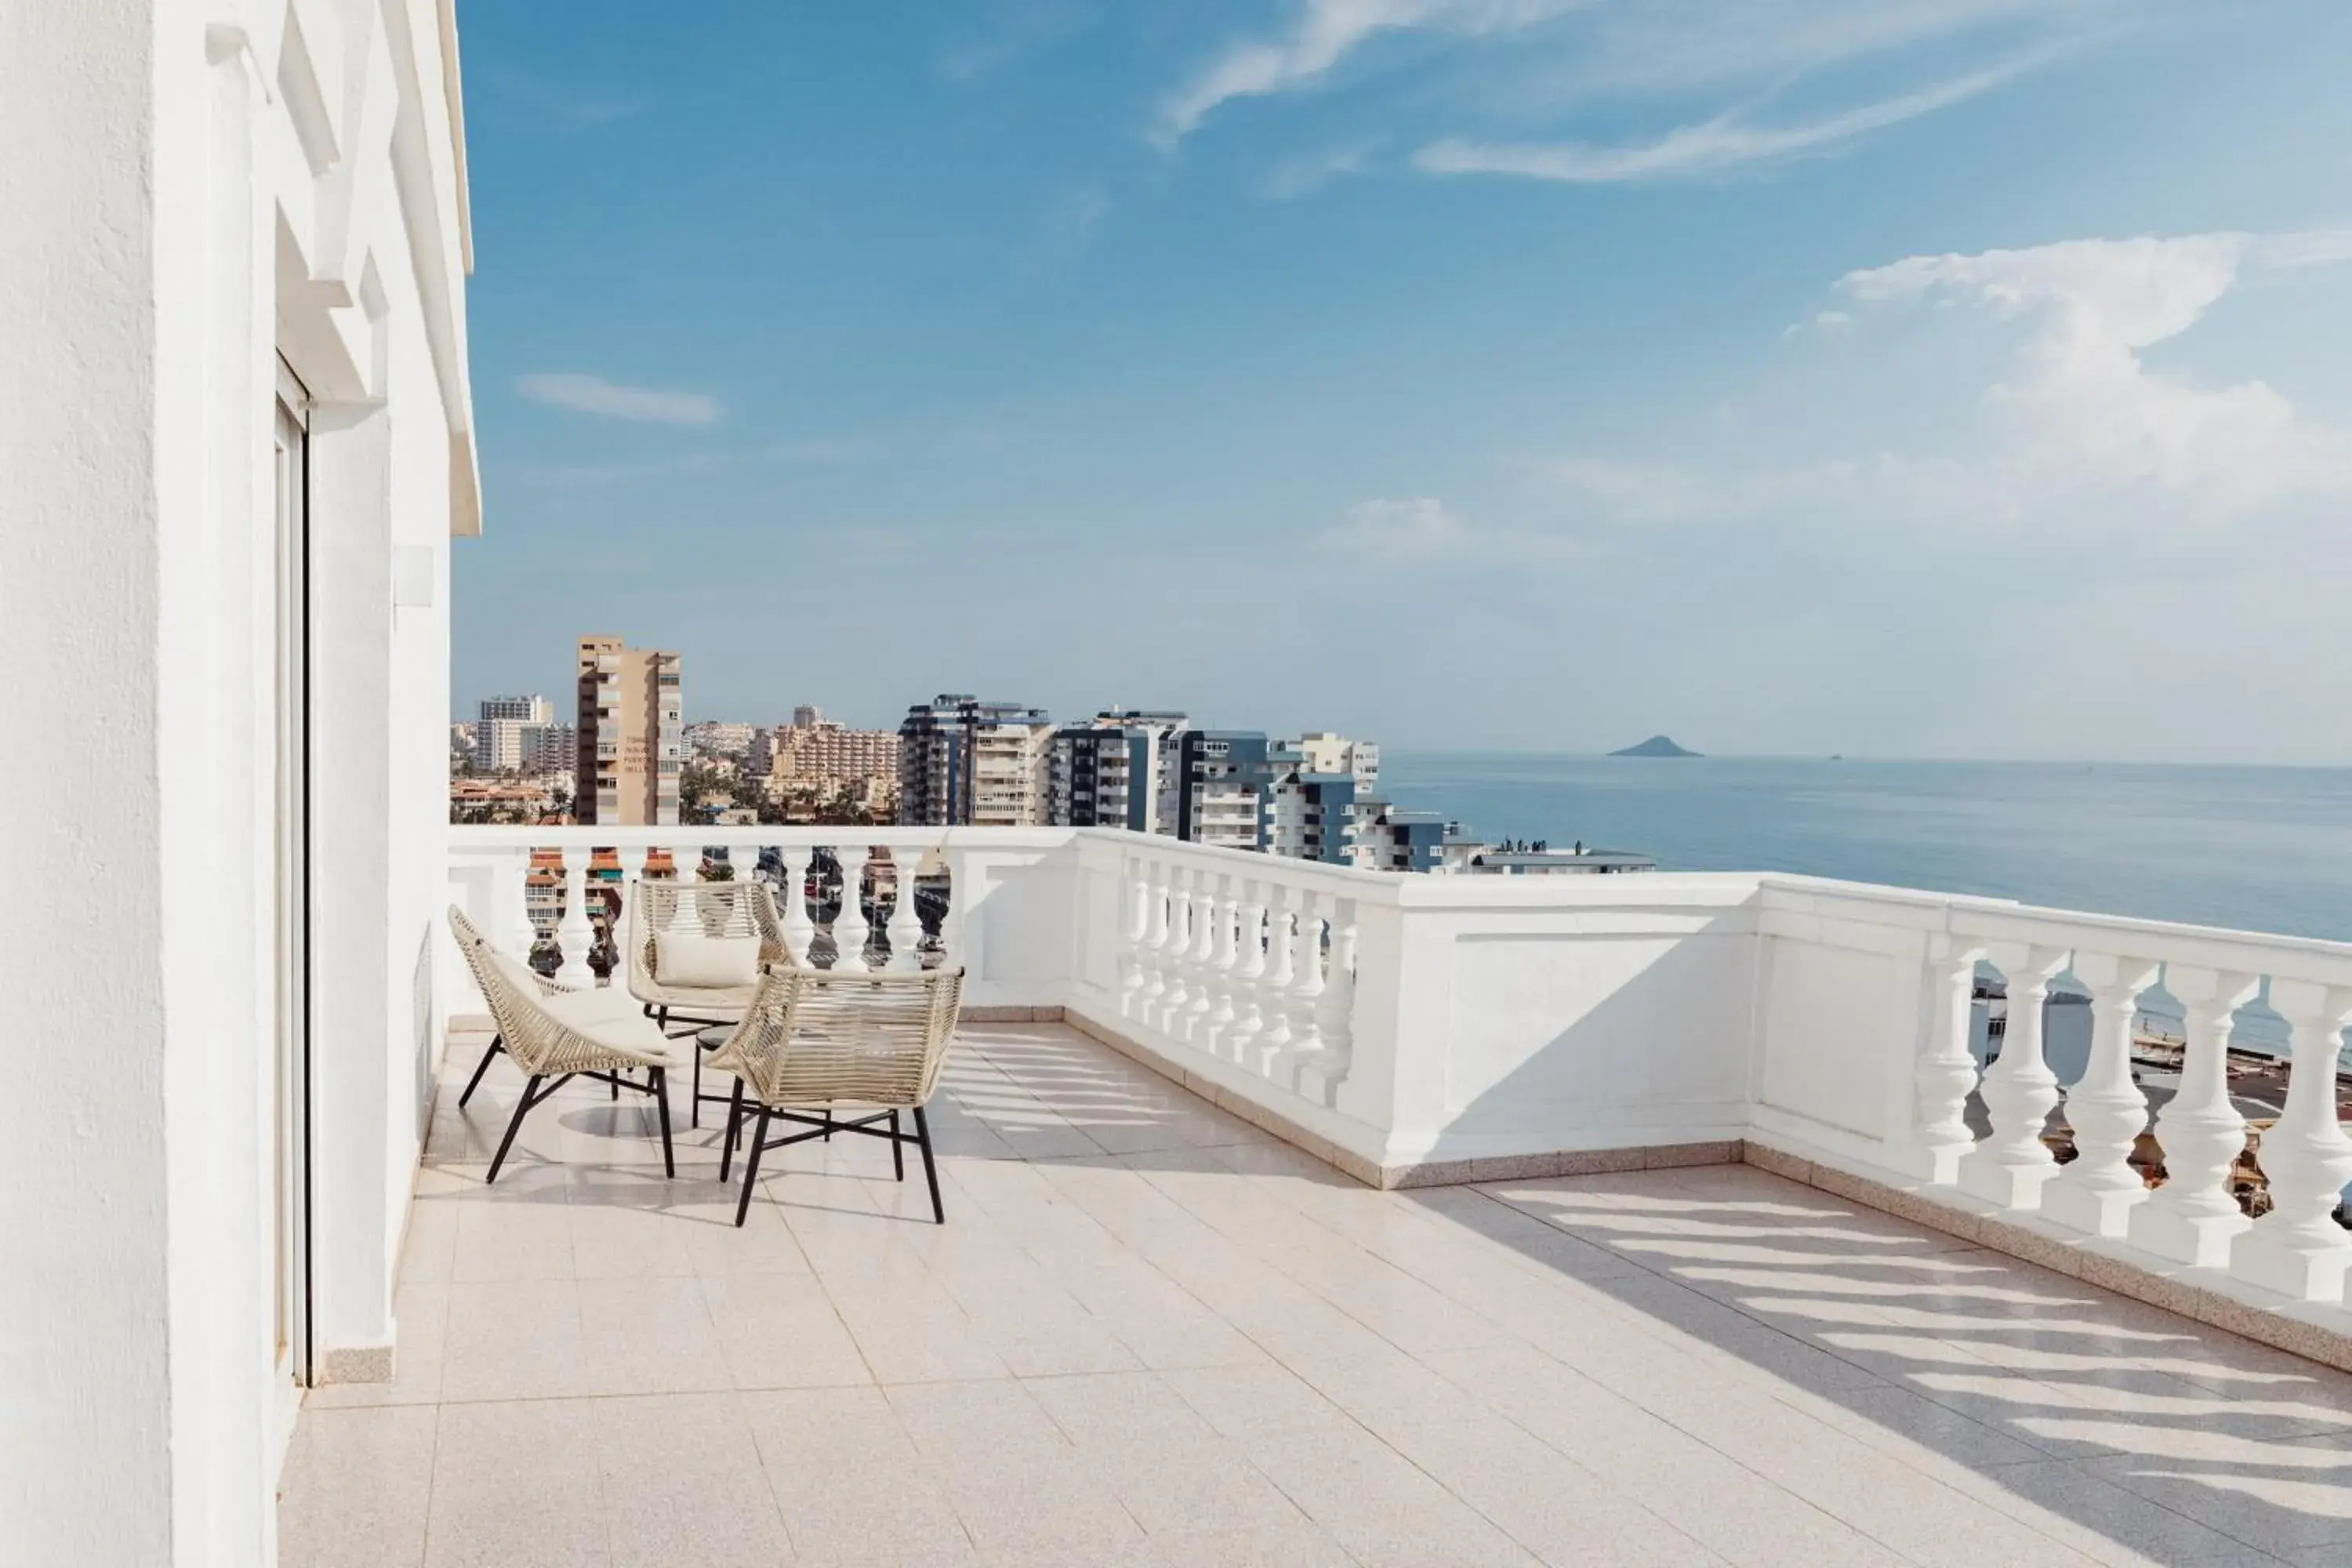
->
[1911, 940, 1987, 1185]
[1138, 858, 1171, 1019]
[2231, 982, 2352, 1301]
[2043, 953, 2164, 1237]
[832, 844, 873, 972]
[452, 824, 2352, 1341]
[1180, 874, 1219, 1042]
[776, 845, 816, 962]
[1157, 866, 1193, 1030]
[1118, 853, 1150, 1018]
[612, 844, 649, 991]
[1958, 944, 2070, 1209]
[885, 844, 926, 971]
[1254, 888, 1295, 1069]
[1226, 880, 1269, 1058]
[1287, 889, 1327, 1063]
[555, 848, 597, 987]
[2129, 968, 2261, 1266]
[1315, 898, 1357, 1065]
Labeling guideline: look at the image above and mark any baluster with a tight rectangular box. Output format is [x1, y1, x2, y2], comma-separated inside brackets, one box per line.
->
[555, 846, 597, 987]
[1316, 898, 1358, 1062]
[1287, 889, 1326, 1062]
[776, 844, 816, 964]
[1911, 940, 1987, 1185]
[1137, 858, 1171, 1019]
[938, 847, 971, 975]
[510, 851, 542, 965]
[1254, 887, 1296, 1069]
[2231, 982, 2352, 1301]
[1958, 944, 2069, 1210]
[612, 845, 649, 992]
[1202, 873, 1241, 1054]
[1156, 866, 1193, 1032]
[833, 843, 873, 972]
[1117, 854, 1151, 1019]
[2129, 968, 2260, 1266]
[885, 842, 927, 971]
[2042, 953, 2163, 1236]
[1180, 873, 1221, 1043]
[673, 839, 702, 884]
[1225, 880, 1269, 1058]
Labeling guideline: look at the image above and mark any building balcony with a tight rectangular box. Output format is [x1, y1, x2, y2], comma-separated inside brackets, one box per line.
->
[278, 826, 2352, 1564]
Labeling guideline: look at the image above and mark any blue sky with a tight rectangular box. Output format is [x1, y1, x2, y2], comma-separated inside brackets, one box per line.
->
[455, 0, 2352, 762]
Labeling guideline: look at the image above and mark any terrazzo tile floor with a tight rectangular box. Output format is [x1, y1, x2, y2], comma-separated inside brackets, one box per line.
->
[281, 1022, 2352, 1567]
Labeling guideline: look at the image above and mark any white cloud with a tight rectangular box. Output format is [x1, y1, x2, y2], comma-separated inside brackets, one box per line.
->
[1156, 0, 1581, 145]
[1320, 495, 1473, 557]
[515, 373, 723, 426]
[1156, 0, 2123, 149]
[1834, 229, 2352, 524]
[1412, 60, 2027, 183]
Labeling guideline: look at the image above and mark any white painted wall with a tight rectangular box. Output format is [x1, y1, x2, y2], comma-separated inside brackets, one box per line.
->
[1, 1, 476, 1561]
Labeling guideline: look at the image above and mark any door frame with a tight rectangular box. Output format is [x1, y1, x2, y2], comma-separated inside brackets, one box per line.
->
[274, 354, 316, 1391]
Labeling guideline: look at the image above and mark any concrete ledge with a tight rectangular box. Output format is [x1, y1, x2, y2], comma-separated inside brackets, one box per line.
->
[1742, 1134, 2352, 1377]
[316, 1344, 394, 1386]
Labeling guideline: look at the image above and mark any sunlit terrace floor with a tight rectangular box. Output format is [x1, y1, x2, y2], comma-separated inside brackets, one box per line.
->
[284, 1022, 2352, 1568]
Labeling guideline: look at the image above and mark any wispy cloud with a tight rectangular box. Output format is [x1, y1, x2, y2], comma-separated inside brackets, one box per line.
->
[1258, 140, 1383, 199]
[939, 0, 1093, 81]
[485, 67, 645, 133]
[1413, 61, 2031, 183]
[515, 373, 723, 426]
[1320, 495, 1590, 564]
[1158, 0, 1581, 146]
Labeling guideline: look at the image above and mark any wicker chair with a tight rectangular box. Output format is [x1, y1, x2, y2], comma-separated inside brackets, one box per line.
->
[708, 965, 964, 1227]
[628, 876, 793, 1128]
[448, 906, 681, 1183]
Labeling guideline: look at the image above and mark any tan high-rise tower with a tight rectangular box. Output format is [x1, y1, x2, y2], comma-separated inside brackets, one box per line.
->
[575, 636, 681, 824]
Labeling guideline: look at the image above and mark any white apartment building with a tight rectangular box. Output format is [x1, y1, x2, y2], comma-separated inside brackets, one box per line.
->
[5, 3, 479, 1562]
[897, 695, 1054, 826]
[472, 694, 561, 772]
[1290, 729, 1380, 789]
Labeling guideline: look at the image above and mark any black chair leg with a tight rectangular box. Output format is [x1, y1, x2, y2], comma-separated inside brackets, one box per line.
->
[486, 1074, 544, 1185]
[890, 1110, 905, 1181]
[652, 1066, 675, 1179]
[735, 1105, 774, 1228]
[913, 1105, 943, 1225]
[823, 1109, 833, 1142]
[720, 1079, 745, 1181]
[458, 1036, 503, 1108]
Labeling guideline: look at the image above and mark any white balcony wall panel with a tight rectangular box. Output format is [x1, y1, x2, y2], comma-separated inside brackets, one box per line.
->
[2, 2, 477, 1562]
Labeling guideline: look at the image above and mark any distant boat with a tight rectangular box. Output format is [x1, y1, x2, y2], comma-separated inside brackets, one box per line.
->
[1610, 735, 1700, 759]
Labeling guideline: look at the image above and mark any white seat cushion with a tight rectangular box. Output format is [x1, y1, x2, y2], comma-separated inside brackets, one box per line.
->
[654, 931, 762, 989]
[541, 989, 684, 1064]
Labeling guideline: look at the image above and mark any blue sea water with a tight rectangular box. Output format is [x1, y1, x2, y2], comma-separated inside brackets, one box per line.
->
[1381, 754, 2352, 946]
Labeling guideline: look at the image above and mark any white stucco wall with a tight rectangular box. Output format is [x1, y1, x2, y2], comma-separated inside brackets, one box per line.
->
[1, 2, 475, 1562]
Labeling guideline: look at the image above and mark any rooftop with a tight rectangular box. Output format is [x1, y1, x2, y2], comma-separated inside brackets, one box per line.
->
[285, 1017, 2352, 1568]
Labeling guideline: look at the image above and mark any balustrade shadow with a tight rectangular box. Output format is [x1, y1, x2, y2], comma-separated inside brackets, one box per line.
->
[1443, 1166, 2352, 1565]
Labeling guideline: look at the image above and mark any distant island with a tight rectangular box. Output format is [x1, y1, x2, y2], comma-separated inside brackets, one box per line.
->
[1610, 735, 1701, 758]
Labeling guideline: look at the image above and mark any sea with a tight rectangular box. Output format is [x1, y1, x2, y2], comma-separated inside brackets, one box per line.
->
[1381, 753, 2352, 946]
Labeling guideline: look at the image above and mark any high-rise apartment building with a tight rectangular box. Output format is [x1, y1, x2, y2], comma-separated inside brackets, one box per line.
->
[1170, 730, 1278, 851]
[474, 694, 554, 772]
[575, 636, 681, 824]
[1288, 731, 1379, 791]
[897, 695, 1054, 826]
[1047, 710, 1186, 833]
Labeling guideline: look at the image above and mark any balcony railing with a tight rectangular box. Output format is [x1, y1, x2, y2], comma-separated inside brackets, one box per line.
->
[444, 824, 2352, 1364]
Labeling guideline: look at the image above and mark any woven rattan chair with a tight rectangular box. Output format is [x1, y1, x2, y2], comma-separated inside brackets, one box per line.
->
[629, 877, 793, 1128]
[708, 965, 964, 1227]
[448, 906, 681, 1183]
